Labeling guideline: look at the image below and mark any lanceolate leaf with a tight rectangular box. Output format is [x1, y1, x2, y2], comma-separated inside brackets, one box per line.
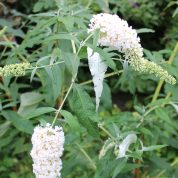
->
[142, 145, 167, 151]
[68, 84, 99, 138]
[112, 158, 127, 178]
[39, 64, 64, 106]
[0, 121, 11, 138]
[60, 110, 81, 134]
[87, 47, 108, 111]
[62, 52, 79, 76]
[87, 44, 116, 70]
[118, 134, 137, 158]
[100, 82, 112, 109]
[136, 28, 155, 34]
[25, 107, 56, 119]
[18, 92, 43, 116]
[1, 111, 33, 134]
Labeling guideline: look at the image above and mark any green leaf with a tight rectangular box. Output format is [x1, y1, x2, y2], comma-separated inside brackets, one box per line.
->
[60, 110, 81, 133]
[122, 163, 142, 173]
[136, 28, 155, 34]
[1, 111, 34, 134]
[58, 16, 75, 31]
[0, 130, 18, 148]
[93, 29, 100, 48]
[100, 82, 112, 109]
[18, 92, 43, 116]
[95, 151, 126, 178]
[25, 107, 56, 119]
[68, 84, 99, 138]
[140, 127, 154, 137]
[13, 138, 31, 154]
[155, 108, 174, 126]
[87, 44, 116, 70]
[142, 145, 167, 151]
[166, 1, 178, 9]
[0, 19, 24, 37]
[43, 34, 78, 43]
[0, 121, 11, 138]
[20, 17, 57, 49]
[150, 155, 170, 170]
[33, 2, 43, 12]
[62, 52, 79, 76]
[95, 0, 110, 12]
[173, 7, 178, 17]
[112, 158, 127, 178]
[147, 98, 170, 108]
[94, 150, 113, 178]
[166, 137, 178, 149]
[39, 64, 64, 106]
[45, 65, 64, 102]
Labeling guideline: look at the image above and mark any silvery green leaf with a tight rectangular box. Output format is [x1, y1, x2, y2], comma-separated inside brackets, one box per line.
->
[87, 47, 108, 111]
[18, 92, 43, 116]
[142, 145, 167, 151]
[118, 133, 137, 158]
[173, 7, 178, 17]
[136, 28, 155, 34]
[170, 103, 178, 113]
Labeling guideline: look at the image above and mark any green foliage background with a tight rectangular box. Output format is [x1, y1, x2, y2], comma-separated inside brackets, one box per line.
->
[0, 0, 178, 178]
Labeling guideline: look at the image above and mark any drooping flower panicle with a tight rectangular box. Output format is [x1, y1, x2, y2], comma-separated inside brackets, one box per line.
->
[88, 13, 176, 85]
[30, 123, 65, 178]
[88, 13, 143, 59]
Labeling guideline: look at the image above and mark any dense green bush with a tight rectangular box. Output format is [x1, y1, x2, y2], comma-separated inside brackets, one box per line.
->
[0, 0, 178, 177]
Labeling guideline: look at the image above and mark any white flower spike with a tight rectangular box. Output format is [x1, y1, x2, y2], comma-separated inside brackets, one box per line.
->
[88, 13, 143, 59]
[30, 123, 65, 178]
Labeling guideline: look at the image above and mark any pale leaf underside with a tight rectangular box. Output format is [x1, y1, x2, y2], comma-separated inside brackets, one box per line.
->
[87, 47, 108, 111]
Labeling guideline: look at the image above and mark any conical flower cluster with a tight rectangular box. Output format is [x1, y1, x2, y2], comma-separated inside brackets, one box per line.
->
[88, 13, 143, 59]
[88, 13, 176, 84]
[0, 63, 30, 77]
[30, 123, 65, 178]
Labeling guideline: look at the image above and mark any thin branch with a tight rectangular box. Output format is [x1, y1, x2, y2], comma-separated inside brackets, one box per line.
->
[51, 40, 77, 126]
[98, 124, 115, 140]
[80, 70, 123, 86]
[75, 143, 97, 170]
[51, 78, 75, 127]
[27, 61, 64, 70]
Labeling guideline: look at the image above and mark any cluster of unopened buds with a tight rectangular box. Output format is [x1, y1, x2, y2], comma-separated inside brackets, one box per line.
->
[0, 63, 30, 77]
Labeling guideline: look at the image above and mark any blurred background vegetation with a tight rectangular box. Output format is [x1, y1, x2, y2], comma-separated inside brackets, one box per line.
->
[0, 0, 178, 178]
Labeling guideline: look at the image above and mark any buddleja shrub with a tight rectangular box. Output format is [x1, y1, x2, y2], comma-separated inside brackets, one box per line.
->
[0, 1, 178, 178]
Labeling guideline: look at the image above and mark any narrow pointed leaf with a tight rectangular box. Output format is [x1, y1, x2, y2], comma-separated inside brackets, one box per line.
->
[68, 84, 99, 138]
